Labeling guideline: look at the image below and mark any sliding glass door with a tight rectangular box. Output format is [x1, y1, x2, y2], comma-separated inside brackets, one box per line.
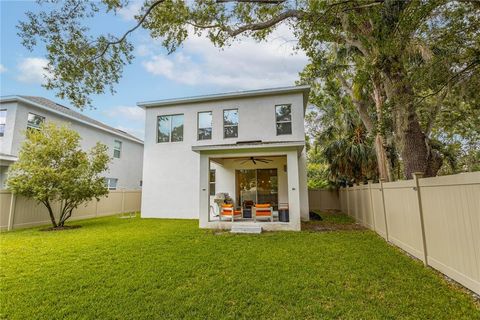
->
[236, 169, 278, 209]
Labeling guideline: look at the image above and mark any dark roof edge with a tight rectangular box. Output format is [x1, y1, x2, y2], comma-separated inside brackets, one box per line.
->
[1, 95, 143, 144]
[137, 85, 310, 108]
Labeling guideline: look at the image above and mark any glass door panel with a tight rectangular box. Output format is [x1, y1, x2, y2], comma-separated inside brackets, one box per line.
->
[235, 168, 278, 210]
[236, 169, 257, 205]
[257, 169, 278, 210]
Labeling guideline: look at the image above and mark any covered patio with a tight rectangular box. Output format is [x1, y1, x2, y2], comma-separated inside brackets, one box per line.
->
[194, 141, 309, 231]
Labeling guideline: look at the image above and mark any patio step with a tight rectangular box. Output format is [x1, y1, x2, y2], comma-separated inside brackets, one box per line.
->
[230, 225, 262, 234]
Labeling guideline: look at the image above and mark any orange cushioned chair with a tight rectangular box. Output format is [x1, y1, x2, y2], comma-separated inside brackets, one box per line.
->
[220, 204, 242, 222]
[253, 204, 273, 222]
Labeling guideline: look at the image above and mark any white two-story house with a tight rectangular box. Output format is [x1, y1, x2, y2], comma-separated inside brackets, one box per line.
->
[0, 96, 144, 190]
[138, 86, 310, 231]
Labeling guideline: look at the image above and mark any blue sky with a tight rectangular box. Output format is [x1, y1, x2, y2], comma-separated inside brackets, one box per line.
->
[0, 0, 308, 139]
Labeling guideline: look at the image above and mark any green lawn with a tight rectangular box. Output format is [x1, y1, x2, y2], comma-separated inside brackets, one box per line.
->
[0, 215, 478, 319]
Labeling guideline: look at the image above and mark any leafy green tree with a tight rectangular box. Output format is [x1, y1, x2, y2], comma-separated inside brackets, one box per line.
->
[18, 0, 480, 179]
[7, 123, 110, 228]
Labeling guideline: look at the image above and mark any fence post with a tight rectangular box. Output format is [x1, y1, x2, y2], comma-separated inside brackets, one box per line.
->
[7, 194, 16, 231]
[346, 185, 350, 216]
[413, 172, 429, 266]
[379, 179, 389, 242]
[368, 180, 376, 231]
[121, 190, 126, 214]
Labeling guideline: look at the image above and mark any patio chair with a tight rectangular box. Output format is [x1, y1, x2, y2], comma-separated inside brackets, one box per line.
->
[253, 204, 273, 222]
[219, 204, 242, 222]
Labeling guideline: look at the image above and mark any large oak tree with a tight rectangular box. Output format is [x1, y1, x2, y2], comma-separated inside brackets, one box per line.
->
[18, 0, 480, 179]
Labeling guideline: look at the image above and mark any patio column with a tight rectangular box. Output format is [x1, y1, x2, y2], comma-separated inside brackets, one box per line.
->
[286, 150, 301, 231]
[199, 153, 210, 228]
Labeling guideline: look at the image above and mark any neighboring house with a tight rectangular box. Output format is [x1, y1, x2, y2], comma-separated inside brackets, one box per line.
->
[138, 85, 310, 231]
[0, 96, 144, 190]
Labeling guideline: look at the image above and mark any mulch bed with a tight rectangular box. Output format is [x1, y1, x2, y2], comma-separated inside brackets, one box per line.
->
[40, 225, 82, 232]
[302, 222, 365, 232]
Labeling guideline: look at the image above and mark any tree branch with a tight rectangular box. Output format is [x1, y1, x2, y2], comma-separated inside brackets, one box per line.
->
[425, 89, 447, 138]
[217, 0, 285, 3]
[93, 0, 165, 60]
[224, 9, 305, 36]
[337, 72, 374, 133]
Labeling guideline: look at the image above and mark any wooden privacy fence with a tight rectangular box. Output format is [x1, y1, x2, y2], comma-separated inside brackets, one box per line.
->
[0, 190, 142, 231]
[339, 172, 480, 295]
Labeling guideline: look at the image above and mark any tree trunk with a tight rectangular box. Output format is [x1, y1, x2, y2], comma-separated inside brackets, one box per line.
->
[43, 200, 57, 228]
[372, 76, 393, 181]
[337, 72, 392, 181]
[382, 62, 441, 179]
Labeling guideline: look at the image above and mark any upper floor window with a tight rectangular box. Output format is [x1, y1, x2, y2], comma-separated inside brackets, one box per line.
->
[105, 178, 118, 190]
[0, 109, 6, 137]
[275, 105, 292, 135]
[223, 109, 238, 138]
[27, 113, 45, 130]
[113, 140, 122, 158]
[198, 111, 212, 140]
[157, 114, 184, 143]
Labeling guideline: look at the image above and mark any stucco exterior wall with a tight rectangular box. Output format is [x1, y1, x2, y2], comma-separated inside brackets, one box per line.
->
[0, 101, 143, 190]
[141, 91, 309, 223]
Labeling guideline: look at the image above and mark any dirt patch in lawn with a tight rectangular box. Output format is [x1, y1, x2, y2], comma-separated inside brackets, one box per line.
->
[40, 225, 82, 232]
[302, 222, 365, 232]
[303, 211, 365, 232]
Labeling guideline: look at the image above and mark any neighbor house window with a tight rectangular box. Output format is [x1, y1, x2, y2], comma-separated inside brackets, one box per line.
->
[275, 105, 292, 135]
[157, 114, 184, 143]
[113, 140, 122, 158]
[105, 178, 118, 190]
[27, 113, 45, 130]
[209, 169, 216, 196]
[198, 111, 212, 140]
[223, 109, 238, 138]
[0, 109, 6, 137]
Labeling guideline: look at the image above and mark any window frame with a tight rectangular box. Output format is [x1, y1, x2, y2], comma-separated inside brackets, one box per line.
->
[0, 109, 6, 137]
[156, 114, 184, 143]
[275, 104, 292, 136]
[197, 111, 213, 140]
[105, 178, 118, 190]
[209, 169, 216, 196]
[113, 140, 122, 158]
[223, 108, 238, 139]
[27, 112, 45, 130]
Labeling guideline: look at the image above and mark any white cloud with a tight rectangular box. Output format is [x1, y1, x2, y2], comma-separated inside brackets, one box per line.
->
[102, 106, 145, 139]
[0, 64, 6, 73]
[16, 57, 50, 84]
[118, 0, 142, 21]
[105, 105, 145, 122]
[141, 25, 308, 90]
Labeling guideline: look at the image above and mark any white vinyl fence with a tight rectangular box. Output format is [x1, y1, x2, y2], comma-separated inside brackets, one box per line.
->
[0, 190, 141, 231]
[308, 189, 340, 211]
[339, 172, 480, 295]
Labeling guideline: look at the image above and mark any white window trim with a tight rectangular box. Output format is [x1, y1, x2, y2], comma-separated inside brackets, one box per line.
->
[223, 108, 238, 139]
[275, 104, 292, 136]
[197, 111, 213, 140]
[113, 140, 122, 158]
[27, 112, 45, 130]
[0, 109, 6, 137]
[157, 114, 184, 143]
[105, 178, 118, 190]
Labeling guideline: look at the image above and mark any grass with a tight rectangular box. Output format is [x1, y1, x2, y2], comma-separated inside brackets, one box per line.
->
[0, 214, 478, 319]
[310, 210, 357, 224]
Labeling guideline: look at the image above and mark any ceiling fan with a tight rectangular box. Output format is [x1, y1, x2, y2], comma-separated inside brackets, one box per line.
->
[235, 157, 273, 165]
